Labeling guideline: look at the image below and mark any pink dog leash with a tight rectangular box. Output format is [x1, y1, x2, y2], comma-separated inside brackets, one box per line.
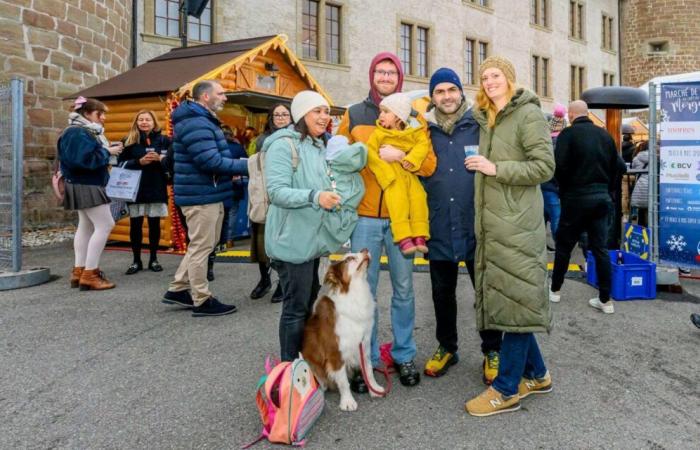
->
[359, 343, 392, 396]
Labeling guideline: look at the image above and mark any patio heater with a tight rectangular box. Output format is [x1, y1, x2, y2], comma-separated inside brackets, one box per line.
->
[580, 86, 649, 248]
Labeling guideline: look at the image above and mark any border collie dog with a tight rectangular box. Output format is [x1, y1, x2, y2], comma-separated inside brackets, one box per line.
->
[302, 249, 385, 411]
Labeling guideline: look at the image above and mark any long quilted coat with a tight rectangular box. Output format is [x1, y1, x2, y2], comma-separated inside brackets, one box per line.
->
[472, 89, 555, 333]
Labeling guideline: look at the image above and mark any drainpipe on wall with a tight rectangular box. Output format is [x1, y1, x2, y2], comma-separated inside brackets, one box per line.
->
[618, 0, 623, 85]
[131, 0, 138, 67]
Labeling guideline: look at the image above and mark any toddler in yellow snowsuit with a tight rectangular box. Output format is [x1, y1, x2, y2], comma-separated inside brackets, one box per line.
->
[366, 92, 430, 255]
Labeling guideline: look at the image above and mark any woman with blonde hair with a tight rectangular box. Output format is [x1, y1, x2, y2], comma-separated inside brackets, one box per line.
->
[59, 97, 124, 290]
[118, 109, 171, 274]
[464, 56, 555, 416]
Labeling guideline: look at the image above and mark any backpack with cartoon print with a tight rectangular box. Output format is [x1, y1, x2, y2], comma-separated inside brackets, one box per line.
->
[244, 356, 324, 448]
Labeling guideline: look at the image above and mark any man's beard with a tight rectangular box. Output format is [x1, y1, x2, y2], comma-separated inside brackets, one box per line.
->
[437, 99, 462, 115]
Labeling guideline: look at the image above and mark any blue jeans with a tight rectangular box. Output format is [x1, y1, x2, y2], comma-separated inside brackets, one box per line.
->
[226, 199, 242, 241]
[542, 190, 561, 237]
[351, 216, 416, 366]
[492, 332, 547, 397]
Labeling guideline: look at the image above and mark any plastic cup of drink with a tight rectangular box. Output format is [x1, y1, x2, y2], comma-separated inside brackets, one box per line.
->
[464, 145, 478, 158]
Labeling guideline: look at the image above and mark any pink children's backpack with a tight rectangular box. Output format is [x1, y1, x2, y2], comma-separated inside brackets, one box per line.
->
[245, 356, 324, 448]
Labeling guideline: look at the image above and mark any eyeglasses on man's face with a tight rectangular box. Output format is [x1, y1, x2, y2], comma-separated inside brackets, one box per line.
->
[374, 69, 399, 78]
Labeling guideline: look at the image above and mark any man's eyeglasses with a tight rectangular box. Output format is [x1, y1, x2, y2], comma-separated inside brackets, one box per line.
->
[374, 69, 399, 78]
[273, 113, 290, 118]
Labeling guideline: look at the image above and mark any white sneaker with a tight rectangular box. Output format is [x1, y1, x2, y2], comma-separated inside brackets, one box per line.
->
[589, 297, 614, 314]
[549, 290, 561, 303]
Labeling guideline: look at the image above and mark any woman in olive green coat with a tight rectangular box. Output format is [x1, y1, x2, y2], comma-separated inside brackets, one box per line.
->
[464, 56, 555, 417]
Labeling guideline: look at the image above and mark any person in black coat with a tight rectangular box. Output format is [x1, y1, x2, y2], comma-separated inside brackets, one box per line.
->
[621, 125, 636, 163]
[550, 100, 622, 314]
[118, 110, 171, 274]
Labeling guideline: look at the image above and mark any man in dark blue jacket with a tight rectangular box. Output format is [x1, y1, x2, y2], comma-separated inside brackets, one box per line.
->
[421, 68, 502, 383]
[163, 80, 248, 317]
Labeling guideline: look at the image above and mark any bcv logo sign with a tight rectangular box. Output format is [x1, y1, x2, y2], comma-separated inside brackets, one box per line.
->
[670, 162, 693, 169]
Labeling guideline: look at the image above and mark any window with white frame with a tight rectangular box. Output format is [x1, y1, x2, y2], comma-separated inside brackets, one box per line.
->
[532, 55, 550, 97]
[400, 22, 430, 77]
[601, 13, 615, 51]
[155, 0, 212, 42]
[465, 37, 489, 85]
[570, 0, 585, 40]
[531, 0, 549, 28]
[570, 64, 586, 101]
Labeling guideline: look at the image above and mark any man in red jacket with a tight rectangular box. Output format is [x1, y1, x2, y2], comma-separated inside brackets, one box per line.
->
[337, 53, 436, 389]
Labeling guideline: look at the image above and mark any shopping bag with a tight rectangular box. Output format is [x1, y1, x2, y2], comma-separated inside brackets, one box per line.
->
[110, 200, 129, 222]
[106, 164, 141, 202]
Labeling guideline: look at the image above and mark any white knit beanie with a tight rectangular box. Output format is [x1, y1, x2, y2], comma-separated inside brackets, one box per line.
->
[291, 90, 330, 123]
[380, 93, 412, 124]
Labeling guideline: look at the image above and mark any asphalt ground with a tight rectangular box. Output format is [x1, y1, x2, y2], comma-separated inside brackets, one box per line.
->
[1, 242, 699, 449]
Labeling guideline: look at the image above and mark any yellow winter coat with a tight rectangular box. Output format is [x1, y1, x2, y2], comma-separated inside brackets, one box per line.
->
[366, 121, 431, 241]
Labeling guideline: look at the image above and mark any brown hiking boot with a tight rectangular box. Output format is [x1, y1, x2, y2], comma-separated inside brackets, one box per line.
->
[70, 266, 84, 288]
[79, 268, 115, 291]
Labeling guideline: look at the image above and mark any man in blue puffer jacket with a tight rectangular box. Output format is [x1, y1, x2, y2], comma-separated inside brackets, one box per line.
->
[163, 80, 247, 317]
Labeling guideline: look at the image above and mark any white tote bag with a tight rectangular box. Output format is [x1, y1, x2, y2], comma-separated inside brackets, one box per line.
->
[106, 163, 142, 202]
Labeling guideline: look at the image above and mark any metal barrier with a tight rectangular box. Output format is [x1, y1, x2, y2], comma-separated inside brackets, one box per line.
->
[0, 78, 24, 273]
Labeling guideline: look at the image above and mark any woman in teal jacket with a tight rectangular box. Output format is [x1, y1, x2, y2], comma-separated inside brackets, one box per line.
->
[264, 91, 366, 362]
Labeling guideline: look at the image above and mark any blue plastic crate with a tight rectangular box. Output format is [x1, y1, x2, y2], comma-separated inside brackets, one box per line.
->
[586, 250, 656, 300]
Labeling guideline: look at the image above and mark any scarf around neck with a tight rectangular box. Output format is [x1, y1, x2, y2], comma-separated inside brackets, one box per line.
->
[68, 112, 110, 148]
[434, 99, 470, 135]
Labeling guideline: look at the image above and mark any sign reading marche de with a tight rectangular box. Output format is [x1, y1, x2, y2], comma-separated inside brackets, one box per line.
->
[659, 82, 700, 267]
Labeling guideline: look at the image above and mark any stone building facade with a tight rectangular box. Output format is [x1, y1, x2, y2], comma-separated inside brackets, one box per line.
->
[137, 0, 621, 108]
[620, 0, 700, 87]
[3, 0, 697, 228]
[0, 0, 131, 226]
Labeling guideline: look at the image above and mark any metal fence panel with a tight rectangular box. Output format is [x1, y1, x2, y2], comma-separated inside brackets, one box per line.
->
[0, 78, 23, 272]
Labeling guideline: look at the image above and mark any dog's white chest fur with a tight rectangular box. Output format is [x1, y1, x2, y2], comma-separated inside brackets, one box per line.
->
[331, 277, 374, 369]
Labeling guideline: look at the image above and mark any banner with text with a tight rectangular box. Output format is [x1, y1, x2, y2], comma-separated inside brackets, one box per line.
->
[659, 82, 700, 267]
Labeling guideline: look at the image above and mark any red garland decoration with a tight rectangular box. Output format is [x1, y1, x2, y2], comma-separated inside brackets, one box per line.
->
[166, 94, 187, 253]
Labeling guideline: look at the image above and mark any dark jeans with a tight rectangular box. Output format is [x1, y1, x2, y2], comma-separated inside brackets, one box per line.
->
[552, 195, 612, 302]
[272, 258, 321, 362]
[429, 259, 502, 355]
[492, 332, 547, 397]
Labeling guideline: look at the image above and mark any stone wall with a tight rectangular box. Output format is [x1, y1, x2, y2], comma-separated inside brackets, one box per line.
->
[0, 0, 132, 227]
[621, 0, 700, 87]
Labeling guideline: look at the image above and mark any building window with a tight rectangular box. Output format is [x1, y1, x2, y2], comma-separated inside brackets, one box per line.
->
[603, 72, 615, 86]
[531, 0, 549, 28]
[302, 0, 319, 59]
[601, 13, 615, 51]
[465, 37, 489, 85]
[648, 40, 670, 54]
[570, 65, 586, 101]
[155, 0, 212, 42]
[531, 55, 549, 97]
[570, 1, 585, 40]
[465, 39, 474, 85]
[400, 23, 412, 75]
[417, 26, 428, 78]
[325, 4, 340, 63]
[466, 0, 489, 6]
[301, 1, 343, 64]
[400, 22, 430, 77]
